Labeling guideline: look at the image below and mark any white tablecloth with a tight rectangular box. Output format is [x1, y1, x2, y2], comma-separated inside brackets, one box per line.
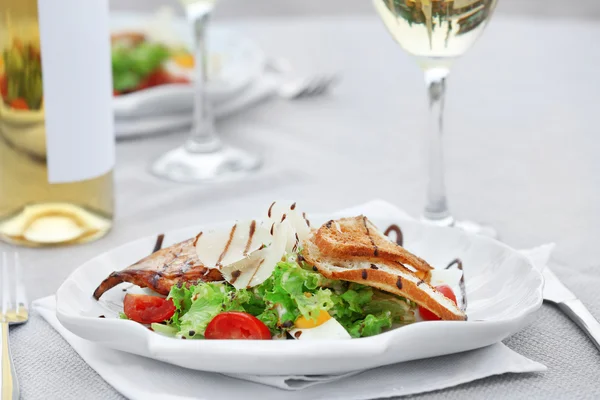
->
[4, 15, 600, 399]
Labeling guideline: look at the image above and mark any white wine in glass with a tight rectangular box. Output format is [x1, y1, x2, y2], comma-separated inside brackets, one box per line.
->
[151, 0, 261, 183]
[374, 0, 498, 236]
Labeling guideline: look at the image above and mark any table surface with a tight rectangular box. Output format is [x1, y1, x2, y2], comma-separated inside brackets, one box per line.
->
[4, 11, 600, 400]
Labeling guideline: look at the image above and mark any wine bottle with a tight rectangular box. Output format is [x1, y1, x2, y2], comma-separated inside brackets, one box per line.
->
[0, 0, 115, 246]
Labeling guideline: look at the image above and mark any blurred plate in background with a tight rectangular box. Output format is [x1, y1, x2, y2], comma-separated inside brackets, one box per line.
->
[110, 12, 266, 136]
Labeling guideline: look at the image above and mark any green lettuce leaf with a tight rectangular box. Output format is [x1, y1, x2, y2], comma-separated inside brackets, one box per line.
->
[255, 261, 335, 327]
[364, 291, 416, 324]
[177, 283, 229, 338]
[346, 311, 394, 338]
[160, 255, 416, 340]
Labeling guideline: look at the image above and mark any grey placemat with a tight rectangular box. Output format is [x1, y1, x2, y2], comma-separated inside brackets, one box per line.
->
[11, 265, 600, 400]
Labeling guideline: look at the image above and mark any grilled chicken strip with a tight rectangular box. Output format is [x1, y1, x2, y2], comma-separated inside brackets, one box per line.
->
[93, 237, 223, 300]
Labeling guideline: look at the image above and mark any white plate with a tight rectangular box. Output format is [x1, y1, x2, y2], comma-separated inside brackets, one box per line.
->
[56, 205, 543, 376]
[110, 13, 266, 119]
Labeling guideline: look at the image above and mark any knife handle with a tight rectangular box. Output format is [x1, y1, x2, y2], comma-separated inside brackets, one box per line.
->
[558, 299, 600, 352]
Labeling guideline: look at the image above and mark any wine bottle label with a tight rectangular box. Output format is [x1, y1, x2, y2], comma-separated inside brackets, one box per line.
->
[37, 0, 114, 184]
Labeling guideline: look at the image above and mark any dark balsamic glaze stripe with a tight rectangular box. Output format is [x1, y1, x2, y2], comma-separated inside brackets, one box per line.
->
[243, 220, 257, 256]
[230, 270, 242, 284]
[268, 201, 276, 218]
[384, 224, 403, 247]
[370, 264, 378, 270]
[362, 216, 379, 257]
[361, 270, 368, 279]
[396, 276, 403, 289]
[152, 234, 165, 253]
[290, 202, 297, 210]
[193, 232, 203, 247]
[302, 212, 311, 227]
[216, 224, 238, 267]
[446, 258, 467, 313]
[245, 259, 264, 288]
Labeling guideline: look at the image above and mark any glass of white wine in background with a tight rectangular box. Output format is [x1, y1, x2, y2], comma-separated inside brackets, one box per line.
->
[151, 0, 261, 182]
[374, 0, 498, 236]
[0, 0, 115, 247]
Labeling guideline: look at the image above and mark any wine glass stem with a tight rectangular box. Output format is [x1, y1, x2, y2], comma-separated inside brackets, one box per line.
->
[423, 67, 453, 224]
[186, 11, 221, 154]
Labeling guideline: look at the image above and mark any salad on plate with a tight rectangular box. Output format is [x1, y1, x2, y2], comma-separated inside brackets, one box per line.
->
[93, 202, 466, 340]
[110, 32, 194, 96]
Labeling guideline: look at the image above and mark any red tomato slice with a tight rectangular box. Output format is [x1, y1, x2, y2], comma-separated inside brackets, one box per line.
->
[123, 294, 176, 324]
[168, 76, 190, 84]
[205, 312, 272, 340]
[146, 69, 172, 87]
[0, 75, 7, 99]
[9, 98, 29, 110]
[418, 285, 458, 321]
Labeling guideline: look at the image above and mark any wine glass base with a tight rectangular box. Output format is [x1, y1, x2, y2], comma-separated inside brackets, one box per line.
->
[151, 145, 261, 183]
[420, 216, 497, 239]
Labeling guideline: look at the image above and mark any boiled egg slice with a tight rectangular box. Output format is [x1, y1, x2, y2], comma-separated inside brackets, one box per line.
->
[289, 311, 351, 340]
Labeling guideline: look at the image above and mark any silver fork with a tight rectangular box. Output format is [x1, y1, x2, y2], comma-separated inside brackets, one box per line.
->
[1, 253, 28, 400]
[267, 58, 340, 100]
[277, 74, 340, 99]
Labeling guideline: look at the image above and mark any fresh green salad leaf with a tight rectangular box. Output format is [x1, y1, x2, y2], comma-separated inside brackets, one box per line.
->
[111, 41, 171, 92]
[160, 255, 416, 339]
[346, 312, 394, 338]
[257, 259, 335, 325]
[330, 283, 415, 338]
[150, 323, 178, 337]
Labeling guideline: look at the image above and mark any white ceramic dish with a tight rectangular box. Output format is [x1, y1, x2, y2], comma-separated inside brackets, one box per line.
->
[56, 203, 543, 375]
[110, 13, 266, 119]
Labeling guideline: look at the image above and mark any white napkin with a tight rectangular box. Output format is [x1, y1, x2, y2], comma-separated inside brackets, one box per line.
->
[115, 73, 278, 139]
[36, 296, 544, 399]
[38, 200, 550, 399]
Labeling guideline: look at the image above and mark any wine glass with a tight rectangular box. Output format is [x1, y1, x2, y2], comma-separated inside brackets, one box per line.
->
[373, 0, 498, 236]
[151, 0, 261, 182]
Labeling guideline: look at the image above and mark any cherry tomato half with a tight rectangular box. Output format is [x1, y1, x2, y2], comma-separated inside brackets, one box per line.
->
[419, 285, 457, 321]
[0, 75, 7, 99]
[205, 312, 272, 340]
[9, 98, 29, 110]
[123, 293, 176, 324]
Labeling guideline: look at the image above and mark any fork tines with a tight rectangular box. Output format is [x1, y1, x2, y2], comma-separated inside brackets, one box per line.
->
[1, 253, 27, 319]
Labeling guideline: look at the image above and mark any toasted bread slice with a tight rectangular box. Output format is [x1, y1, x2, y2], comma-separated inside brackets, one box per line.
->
[314, 216, 433, 272]
[302, 238, 465, 321]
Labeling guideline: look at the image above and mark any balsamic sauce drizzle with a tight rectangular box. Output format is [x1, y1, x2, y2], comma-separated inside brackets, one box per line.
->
[243, 220, 257, 256]
[363, 216, 379, 256]
[216, 224, 237, 267]
[384, 224, 403, 246]
[152, 234, 165, 253]
[446, 259, 467, 313]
